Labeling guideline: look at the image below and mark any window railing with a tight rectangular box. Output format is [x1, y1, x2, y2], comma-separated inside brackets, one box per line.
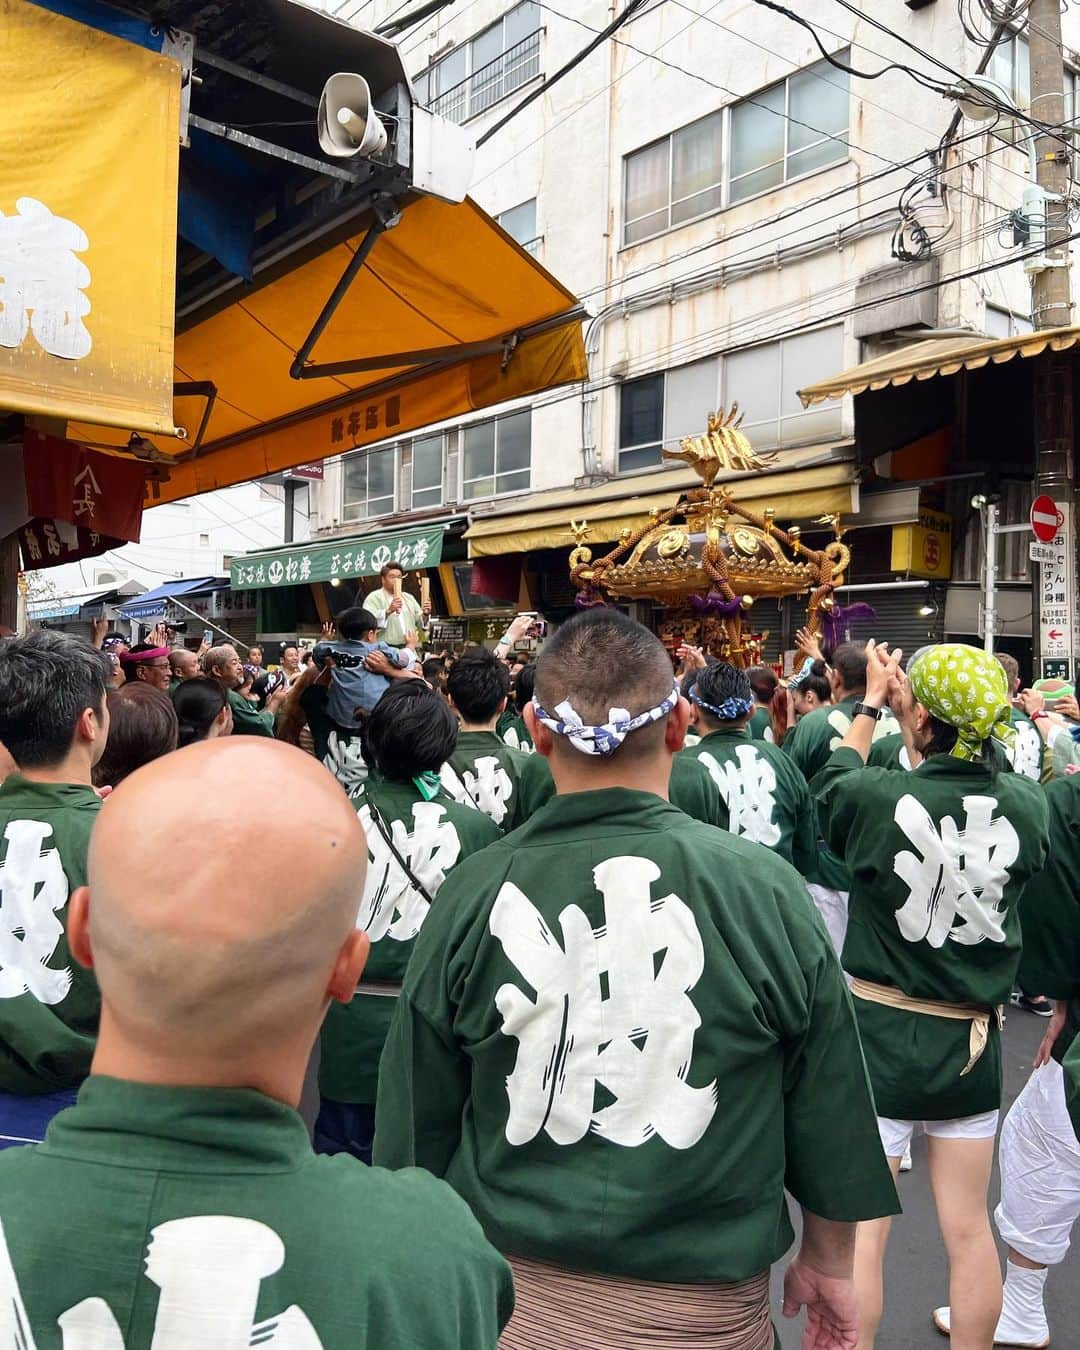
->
[432, 30, 541, 124]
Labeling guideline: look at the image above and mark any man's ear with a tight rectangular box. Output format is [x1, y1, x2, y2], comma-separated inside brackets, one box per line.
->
[76, 705, 100, 747]
[665, 697, 692, 753]
[327, 930, 370, 1004]
[68, 887, 94, 969]
[524, 703, 553, 758]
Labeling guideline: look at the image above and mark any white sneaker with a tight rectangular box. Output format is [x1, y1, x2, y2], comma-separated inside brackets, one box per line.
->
[899, 1145, 913, 1172]
[932, 1304, 1050, 1347]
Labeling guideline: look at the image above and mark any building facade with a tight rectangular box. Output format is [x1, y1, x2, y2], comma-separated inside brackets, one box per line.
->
[275, 0, 1080, 662]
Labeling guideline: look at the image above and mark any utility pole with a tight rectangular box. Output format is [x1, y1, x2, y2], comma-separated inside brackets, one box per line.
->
[1028, 0, 1075, 679]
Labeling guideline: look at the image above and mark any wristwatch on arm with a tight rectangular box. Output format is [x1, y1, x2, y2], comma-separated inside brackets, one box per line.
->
[852, 703, 882, 721]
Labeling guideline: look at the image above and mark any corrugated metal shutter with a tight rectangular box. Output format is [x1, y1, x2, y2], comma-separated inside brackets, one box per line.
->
[832, 586, 943, 657]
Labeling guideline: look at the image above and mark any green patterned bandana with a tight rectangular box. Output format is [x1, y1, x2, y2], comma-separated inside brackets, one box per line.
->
[908, 644, 1017, 761]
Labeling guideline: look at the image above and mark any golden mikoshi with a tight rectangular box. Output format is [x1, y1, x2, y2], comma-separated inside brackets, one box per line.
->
[568, 407, 852, 668]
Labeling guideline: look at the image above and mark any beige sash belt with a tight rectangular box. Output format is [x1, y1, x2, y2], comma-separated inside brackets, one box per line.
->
[851, 977, 1004, 1077]
[501, 1256, 772, 1349]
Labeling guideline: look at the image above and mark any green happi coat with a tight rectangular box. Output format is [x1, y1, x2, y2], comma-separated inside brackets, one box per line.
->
[679, 726, 817, 873]
[0, 1076, 512, 1346]
[1009, 708, 1043, 781]
[440, 731, 531, 832]
[374, 788, 899, 1283]
[499, 714, 534, 755]
[227, 687, 275, 737]
[1015, 774, 1080, 1064]
[514, 748, 730, 830]
[0, 776, 101, 1094]
[814, 748, 1050, 1119]
[320, 778, 500, 1106]
[1065, 1035, 1080, 1141]
[866, 731, 913, 772]
[748, 705, 774, 743]
[785, 698, 899, 889]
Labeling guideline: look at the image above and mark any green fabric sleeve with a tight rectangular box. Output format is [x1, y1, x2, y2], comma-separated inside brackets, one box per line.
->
[373, 994, 471, 1177]
[790, 776, 819, 880]
[228, 689, 276, 737]
[808, 747, 865, 858]
[782, 938, 901, 1221]
[1064, 1033, 1080, 1142]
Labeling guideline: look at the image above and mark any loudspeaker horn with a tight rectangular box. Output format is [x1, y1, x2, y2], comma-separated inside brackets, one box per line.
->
[317, 73, 388, 160]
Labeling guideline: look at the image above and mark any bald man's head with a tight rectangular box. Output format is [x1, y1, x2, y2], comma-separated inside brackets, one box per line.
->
[79, 739, 368, 1065]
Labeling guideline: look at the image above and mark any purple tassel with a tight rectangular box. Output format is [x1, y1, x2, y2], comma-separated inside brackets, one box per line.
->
[822, 601, 877, 650]
[690, 591, 744, 618]
[574, 590, 611, 610]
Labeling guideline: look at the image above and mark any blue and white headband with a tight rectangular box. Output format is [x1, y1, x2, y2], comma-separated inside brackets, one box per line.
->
[787, 657, 816, 691]
[532, 684, 680, 757]
[689, 687, 755, 721]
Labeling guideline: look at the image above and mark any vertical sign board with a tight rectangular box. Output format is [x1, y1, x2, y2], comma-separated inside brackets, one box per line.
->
[1036, 499, 1074, 678]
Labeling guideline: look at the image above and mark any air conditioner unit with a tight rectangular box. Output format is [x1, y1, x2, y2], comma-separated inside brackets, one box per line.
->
[94, 568, 122, 585]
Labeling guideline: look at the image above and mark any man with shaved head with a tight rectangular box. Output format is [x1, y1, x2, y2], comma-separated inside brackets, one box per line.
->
[375, 609, 898, 1349]
[0, 740, 512, 1346]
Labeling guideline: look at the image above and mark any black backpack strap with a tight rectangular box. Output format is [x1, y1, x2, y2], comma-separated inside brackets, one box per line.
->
[365, 795, 437, 909]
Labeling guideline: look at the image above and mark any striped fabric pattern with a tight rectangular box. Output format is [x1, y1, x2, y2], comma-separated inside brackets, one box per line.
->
[501, 1256, 774, 1349]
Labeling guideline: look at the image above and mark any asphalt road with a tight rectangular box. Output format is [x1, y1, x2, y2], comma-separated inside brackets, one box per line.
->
[774, 1008, 1075, 1349]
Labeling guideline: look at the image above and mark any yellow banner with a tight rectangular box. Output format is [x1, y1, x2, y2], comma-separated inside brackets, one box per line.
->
[0, 2, 180, 433]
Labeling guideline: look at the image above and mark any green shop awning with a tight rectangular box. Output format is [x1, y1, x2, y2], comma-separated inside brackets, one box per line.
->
[230, 525, 444, 590]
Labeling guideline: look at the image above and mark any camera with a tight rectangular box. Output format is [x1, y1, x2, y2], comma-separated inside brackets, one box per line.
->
[165, 620, 188, 634]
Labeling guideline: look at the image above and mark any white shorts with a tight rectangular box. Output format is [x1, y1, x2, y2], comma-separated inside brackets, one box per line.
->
[878, 1110, 1000, 1158]
[995, 1060, 1080, 1266]
[806, 884, 848, 958]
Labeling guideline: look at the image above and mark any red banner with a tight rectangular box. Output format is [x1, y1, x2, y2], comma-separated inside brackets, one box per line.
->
[23, 431, 145, 543]
[19, 518, 124, 571]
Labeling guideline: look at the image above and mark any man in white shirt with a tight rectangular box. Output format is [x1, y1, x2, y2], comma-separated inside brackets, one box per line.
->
[364, 563, 429, 648]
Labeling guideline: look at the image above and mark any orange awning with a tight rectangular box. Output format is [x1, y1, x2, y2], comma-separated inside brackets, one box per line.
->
[68, 196, 587, 505]
[798, 325, 1080, 406]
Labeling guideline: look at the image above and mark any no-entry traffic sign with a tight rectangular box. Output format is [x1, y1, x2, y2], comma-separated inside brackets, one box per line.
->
[1031, 495, 1063, 542]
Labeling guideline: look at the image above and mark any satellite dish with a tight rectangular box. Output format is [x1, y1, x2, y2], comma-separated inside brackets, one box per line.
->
[318, 73, 388, 159]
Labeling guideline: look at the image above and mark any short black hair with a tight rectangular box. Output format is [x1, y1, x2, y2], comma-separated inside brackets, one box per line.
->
[514, 662, 536, 714]
[799, 674, 832, 704]
[831, 642, 868, 696]
[172, 677, 228, 748]
[746, 665, 778, 703]
[93, 684, 178, 788]
[0, 631, 111, 768]
[362, 681, 458, 780]
[448, 649, 510, 723]
[337, 607, 380, 641]
[693, 661, 753, 726]
[379, 562, 404, 579]
[534, 610, 674, 763]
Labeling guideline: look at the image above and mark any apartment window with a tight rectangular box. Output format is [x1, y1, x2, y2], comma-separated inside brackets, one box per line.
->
[342, 446, 396, 522]
[497, 199, 541, 256]
[618, 358, 721, 473]
[624, 112, 723, 245]
[420, 2, 540, 125]
[618, 373, 665, 472]
[198, 532, 210, 546]
[622, 56, 849, 244]
[462, 410, 531, 499]
[729, 58, 849, 204]
[617, 329, 843, 470]
[988, 35, 1031, 112]
[411, 435, 444, 510]
[724, 327, 844, 448]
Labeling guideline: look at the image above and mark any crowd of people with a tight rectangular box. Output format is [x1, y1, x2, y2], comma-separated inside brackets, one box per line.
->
[0, 570, 1077, 1349]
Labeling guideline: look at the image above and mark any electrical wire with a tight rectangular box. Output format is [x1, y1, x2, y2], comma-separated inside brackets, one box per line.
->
[474, 0, 652, 147]
[824, 0, 1075, 150]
